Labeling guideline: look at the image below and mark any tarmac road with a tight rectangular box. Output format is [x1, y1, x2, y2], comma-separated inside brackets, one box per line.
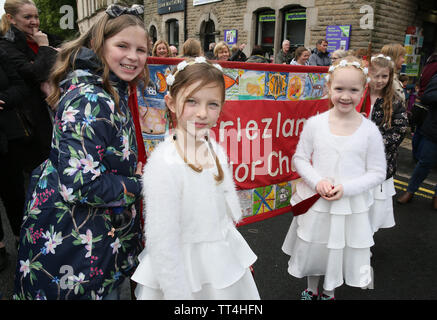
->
[1, 137, 436, 300]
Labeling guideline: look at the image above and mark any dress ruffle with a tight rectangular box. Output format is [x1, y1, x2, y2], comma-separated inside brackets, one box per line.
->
[283, 190, 375, 290]
[131, 224, 257, 297]
[368, 177, 396, 233]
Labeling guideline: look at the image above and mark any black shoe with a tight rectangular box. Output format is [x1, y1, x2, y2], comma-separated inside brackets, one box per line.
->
[0, 247, 9, 272]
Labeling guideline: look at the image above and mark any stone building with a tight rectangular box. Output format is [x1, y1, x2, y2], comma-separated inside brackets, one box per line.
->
[77, 0, 437, 62]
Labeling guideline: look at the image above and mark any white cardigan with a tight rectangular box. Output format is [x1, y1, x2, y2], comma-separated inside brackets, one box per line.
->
[293, 110, 386, 197]
[141, 136, 243, 299]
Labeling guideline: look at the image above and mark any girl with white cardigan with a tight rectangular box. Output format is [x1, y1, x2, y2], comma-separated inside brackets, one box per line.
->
[282, 56, 386, 300]
[131, 57, 260, 300]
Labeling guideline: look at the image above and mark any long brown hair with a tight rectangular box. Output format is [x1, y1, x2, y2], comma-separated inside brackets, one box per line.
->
[167, 59, 225, 183]
[46, 13, 149, 112]
[369, 55, 396, 127]
[381, 43, 406, 71]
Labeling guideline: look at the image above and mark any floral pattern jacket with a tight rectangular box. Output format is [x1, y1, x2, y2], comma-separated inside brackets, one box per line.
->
[13, 49, 143, 300]
[370, 97, 409, 180]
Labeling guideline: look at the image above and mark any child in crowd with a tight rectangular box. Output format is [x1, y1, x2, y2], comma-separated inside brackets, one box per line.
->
[13, 4, 147, 300]
[367, 54, 408, 233]
[131, 57, 260, 300]
[282, 56, 386, 300]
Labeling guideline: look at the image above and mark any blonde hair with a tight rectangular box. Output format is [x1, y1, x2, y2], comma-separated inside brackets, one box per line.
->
[181, 38, 203, 58]
[0, 0, 36, 36]
[213, 41, 229, 58]
[381, 43, 406, 70]
[327, 55, 368, 109]
[152, 39, 171, 57]
[331, 49, 348, 59]
[369, 54, 396, 127]
[46, 12, 149, 112]
[167, 59, 225, 182]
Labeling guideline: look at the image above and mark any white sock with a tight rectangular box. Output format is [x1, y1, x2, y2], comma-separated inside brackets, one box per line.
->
[307, 276, 320, 294]
[322, 288, 335, 298]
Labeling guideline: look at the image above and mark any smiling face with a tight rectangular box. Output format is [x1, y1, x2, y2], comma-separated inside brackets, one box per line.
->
[103, 25, 148, 82]
[155, 43, 169, 57]
[329, 67, 365, 114]
[298, 51, 311, 65]
[165, 81, 223, 141]
[8, 3, 39, 38]
[216, 47, 230, 61]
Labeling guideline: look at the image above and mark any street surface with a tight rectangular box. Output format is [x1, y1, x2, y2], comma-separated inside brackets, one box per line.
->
[1, 137, 436, 300]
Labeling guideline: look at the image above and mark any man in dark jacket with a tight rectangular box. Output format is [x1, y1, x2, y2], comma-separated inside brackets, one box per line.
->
[246, 45, 270, 63]
[397, 73, 437, 209]
[275, 40, 293, 64]
[308, 39, 331, 66]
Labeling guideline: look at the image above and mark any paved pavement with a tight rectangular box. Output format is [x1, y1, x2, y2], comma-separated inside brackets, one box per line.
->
[1, 136, 437, 300]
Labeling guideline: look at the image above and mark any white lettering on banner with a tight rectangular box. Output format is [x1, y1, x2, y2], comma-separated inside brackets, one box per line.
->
[218, 116, 307, 144]
[231, 150, 297, 182]
[261, 118, 272, 139]
[246, 120, 258, 140]
[216, 115, 306, 183]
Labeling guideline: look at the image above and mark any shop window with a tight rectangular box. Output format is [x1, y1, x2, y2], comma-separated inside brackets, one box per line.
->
[149, 25, 157, 45]
[255, 9, 275, 58]
[283, 7, 306, 53]
[167, 19, 179, 48]
[201, 20, 215, 53]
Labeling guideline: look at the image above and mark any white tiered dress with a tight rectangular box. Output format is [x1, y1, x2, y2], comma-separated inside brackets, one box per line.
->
[282, 111, 386, 291]
[132, 212, 259, 300]
[367, 104, 396, 233]
[368, 177, 396, 233]
[131, 137, 260, 300]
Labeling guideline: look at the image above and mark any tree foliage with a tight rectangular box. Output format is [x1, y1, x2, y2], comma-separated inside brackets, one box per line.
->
[34, 0, 78, 40]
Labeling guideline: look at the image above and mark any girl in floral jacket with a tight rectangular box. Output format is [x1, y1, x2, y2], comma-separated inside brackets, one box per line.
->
[13, 4, 148, 300]
[367, 54, 408, 233]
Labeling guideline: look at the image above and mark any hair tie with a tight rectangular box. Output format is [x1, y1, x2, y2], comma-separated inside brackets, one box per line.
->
[106, 4, 144, 18]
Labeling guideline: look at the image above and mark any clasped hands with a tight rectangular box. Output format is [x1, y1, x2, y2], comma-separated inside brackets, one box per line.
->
[316, 179, 343, 201]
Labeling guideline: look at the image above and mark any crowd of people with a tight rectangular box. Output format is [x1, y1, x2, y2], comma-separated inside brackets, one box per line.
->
[0, 0, 436, 301]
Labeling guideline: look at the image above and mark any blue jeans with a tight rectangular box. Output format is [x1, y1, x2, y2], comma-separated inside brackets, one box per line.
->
[407, 135, 437, 194]
[412, 129, 424, 161]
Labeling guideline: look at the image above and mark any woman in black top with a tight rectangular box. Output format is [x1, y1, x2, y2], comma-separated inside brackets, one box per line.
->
[0, 0, 61, 171]
[0, 47, 29, 272]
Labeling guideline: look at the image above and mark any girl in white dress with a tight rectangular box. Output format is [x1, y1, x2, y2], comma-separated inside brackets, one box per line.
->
[131, 57, 260, 300]
[282, 56, 387, 300]
[367, 54, 408, 233]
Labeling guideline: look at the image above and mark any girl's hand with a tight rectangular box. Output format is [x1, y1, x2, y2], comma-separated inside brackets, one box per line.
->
[325, 184, 344, 201]
[135, 161, 143, 176]
[0, 100, 4, 110]
[316, 179, 334, 198]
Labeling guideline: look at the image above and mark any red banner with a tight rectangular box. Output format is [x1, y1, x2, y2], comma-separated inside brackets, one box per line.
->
[212, 99, 328, 190]
[142, 57, 329, 225]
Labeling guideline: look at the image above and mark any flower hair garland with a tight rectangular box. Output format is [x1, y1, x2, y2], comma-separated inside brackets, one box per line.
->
[371, 54, 391, 62]
[166, 57, 223, 86]
[327, 59, 370, 83]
